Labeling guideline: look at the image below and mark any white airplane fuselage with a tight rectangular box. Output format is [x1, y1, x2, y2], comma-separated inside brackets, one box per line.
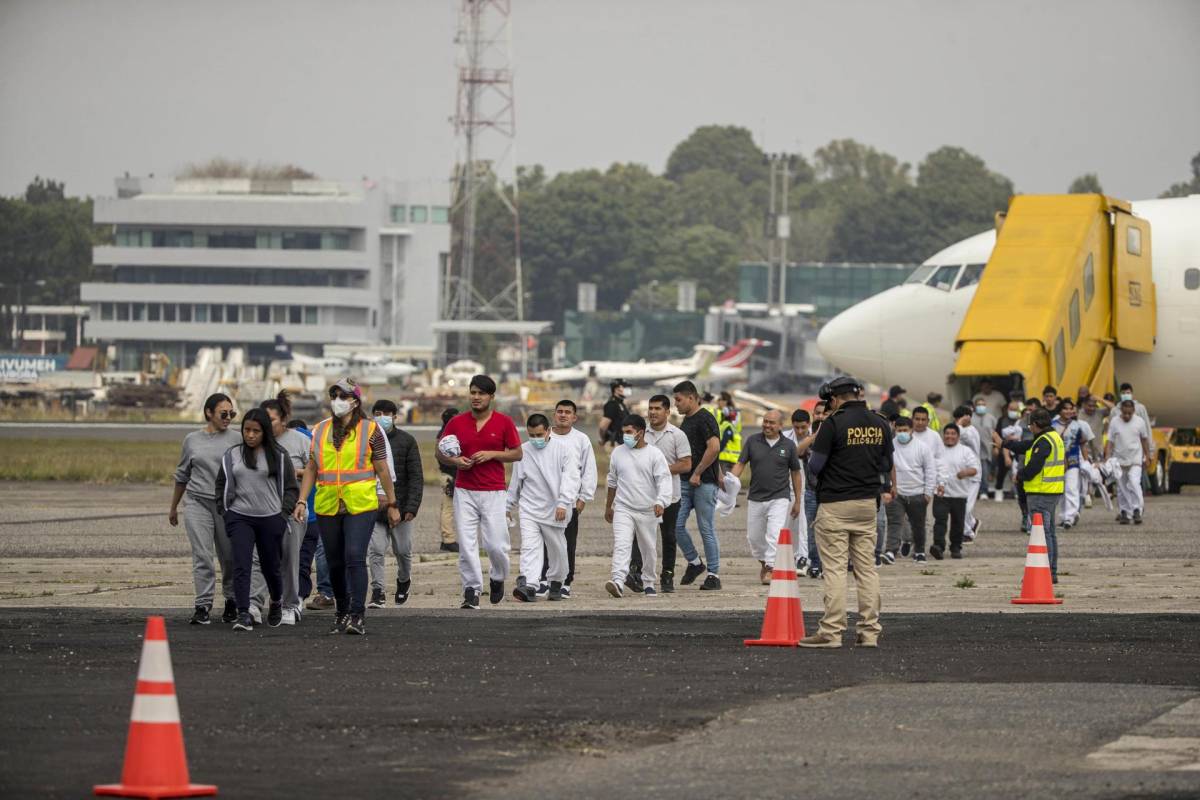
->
[816, 195, 1200, 427]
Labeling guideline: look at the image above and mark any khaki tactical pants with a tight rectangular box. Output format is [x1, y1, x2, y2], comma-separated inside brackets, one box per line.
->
[814, 498, 882, 640]
[440, 474, 458, 545]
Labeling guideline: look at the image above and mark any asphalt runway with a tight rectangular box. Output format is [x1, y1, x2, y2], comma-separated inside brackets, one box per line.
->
[0, 610, 1197, 799]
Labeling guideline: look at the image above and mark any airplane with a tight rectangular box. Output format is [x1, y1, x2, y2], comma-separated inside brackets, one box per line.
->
[537, 343, 724, 386]
[816, 194, 1200, 428]
[705, 338, 771, 384]
[272, 335, 349, 375]
[272, 336, 419, 382]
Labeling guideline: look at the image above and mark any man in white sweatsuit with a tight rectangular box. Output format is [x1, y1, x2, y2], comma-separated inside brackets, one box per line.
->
[604, 415, 672, 598]
[508, 414, 580, 602]
[541, 399, 597, 597]
[1105, 399, 1151, 525]
[951, 406, 983, 540]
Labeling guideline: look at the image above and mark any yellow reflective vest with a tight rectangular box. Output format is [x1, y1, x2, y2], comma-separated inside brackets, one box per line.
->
[920, 402, 942, 432]
[1023, 429, 1065, 495]
[312, 417, 381, 516]
[718, 413, 742, 464]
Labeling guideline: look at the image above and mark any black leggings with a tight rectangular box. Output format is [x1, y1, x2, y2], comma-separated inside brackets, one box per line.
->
[225, 511, 284, 613]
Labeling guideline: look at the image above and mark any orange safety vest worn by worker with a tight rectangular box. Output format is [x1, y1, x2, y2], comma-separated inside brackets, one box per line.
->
[311, 417, 380, 516]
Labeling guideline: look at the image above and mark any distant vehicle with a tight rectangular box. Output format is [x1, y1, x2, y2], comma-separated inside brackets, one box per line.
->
[1162, 428, 1200, 494]
[537, 343, 723, 387]
[273, 336, 418, 382]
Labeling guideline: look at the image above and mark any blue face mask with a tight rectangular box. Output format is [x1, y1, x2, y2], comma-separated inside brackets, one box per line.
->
[1120, 392, 1133, 402]
[974, 405, 987, 416]
[1008, 409, 1020, 420]
[896, 432, 912, 444]
[623, 434, 637, 448]
[374, 414, 394, 432]
[531, 437, 548, 449]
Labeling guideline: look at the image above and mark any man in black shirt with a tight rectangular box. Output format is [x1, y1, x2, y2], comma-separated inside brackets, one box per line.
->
[672, 380, 723, 590]
[598, 379, 629, 450]
[800, 376, 894, 649]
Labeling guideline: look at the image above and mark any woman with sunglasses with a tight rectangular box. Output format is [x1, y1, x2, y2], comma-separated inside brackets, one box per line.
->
[294, 378, 400, 635]
[169, 393, 245, 625]
[215, 407, 299, 631]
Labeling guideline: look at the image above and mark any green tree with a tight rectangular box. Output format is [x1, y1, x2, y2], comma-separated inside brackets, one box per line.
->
[1159, 151, 1200, 198]
[665, 125, 772, 186]
[915, 146, 1013, 250]
[1068, 173, 1103, 194]
[655, 224, 742, 308]
[813, 139, 911, 193]
[676, 168, 753, 235]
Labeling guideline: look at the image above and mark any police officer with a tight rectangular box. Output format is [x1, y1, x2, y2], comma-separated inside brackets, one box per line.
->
[598, 380, 629, 450]
[800, 376, 894, 649]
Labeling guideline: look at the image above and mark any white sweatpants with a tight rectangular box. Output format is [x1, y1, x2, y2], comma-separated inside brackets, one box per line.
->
[281, 515, 306, 611]
[453, 489, 511, 592]
[1060, 469, 1081, 524]
[965, 478, 981, 531]
[747, 497, 790, 566]
[612, 510, 658, 589]
[519, 517, 569, 585]
[1116, 464, 1144, 515]
[788, 482, 809, 561]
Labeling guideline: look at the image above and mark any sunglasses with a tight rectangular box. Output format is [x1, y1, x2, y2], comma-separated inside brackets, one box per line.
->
[217, 410, 237, 421]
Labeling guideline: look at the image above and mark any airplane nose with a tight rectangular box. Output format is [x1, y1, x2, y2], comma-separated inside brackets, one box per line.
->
[816, 295, 887, 383]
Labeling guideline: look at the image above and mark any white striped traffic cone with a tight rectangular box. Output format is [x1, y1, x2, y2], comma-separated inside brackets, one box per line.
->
[745, 528, 806, 646]
[94, 616, 217, 798]
[1011, 513, 1062, 605]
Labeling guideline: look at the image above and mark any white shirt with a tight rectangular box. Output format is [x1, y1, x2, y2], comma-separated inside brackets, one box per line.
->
[607, 443, 672, 515]
[937, 443, 981, 498]
[957, 424, 981, 462]
[550, 426, 597, 503]
[893, 437, 937, 497]
[979, 390, 1007, 421]
[373, 428, 397, 496]
[912, 428, 943, 463]
[506, 438, 581, 526]
[1107, 414, 1150, 467]
[644, 422, 690, 503]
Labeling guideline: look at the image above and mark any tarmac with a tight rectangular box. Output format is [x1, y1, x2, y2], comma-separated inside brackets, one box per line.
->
[1, 480, 1198, 797]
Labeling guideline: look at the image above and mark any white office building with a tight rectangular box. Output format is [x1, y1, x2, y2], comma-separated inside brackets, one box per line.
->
[81, 176, 450, 370]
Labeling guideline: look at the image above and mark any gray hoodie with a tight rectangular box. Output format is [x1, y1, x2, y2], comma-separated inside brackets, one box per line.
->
[174, 428, 243, 499]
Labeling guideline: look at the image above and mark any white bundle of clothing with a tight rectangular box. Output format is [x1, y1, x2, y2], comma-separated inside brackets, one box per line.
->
[437, 434, 461, 458]
[716, 471, 741, 517]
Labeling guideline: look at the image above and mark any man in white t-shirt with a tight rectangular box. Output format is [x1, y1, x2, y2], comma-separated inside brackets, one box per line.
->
[1104, 400, 1151, 524]
[541, 399, 598, 597]
[931, 424, 980, 560]
[632, 394, 692, 593]
[604, 416, 672, 598]
[951, 406, 983, 541]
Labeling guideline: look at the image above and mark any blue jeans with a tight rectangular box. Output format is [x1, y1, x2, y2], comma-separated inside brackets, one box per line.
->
[298, 519, 334, 599]
[676, 481, 720, 574]
[317, 510, 376, 615]
[1025, 493, 1059, 577]
[804, 489, 821, 569]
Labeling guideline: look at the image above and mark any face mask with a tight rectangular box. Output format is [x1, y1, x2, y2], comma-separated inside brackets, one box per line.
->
[1120, 392, 1132, 402]
[896, 432, 912, 444]
[531, 437, 548, 450]
[974, 405, 987, 416]
[1007, 410, 1020, 420]
[331, 398, 352, 417]
[623, 390, 633, 402]
[623, 434, 637, 448]
[374, 414, 393, 432]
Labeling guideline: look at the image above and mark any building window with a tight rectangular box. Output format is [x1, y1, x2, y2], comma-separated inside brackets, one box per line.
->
[371, 309, 378, 327]
[1126, 226, 1142, 256]
[1068, 290, 1080, 346]
[431, 206, 450, 224]
[178, 304, 192, 322]
[241, 305, 256, 324]
[194, 304, 208, 323]
[100, 303, 113, 321]
[390, 205, 406, 223]
[1083, 253, 1095, 309]
[226, 305, 239, 323]
[163, 304, 176, 322]
[1054, 329, 1066, 384]
[1185, 268, 1200, 290]
[304, 306, 318, 325]
[131, 302, 145, 321]
[258, 305, 271, 324]
[208, 304, 222, 323]
[282, 231, 320, 250]
[288, 305, 302, 325]
[321, 232, 349, 250]
[272, 305, 287, 324]
[148, 303, 161, 322]
[116, 303, 129, 321]
[409, 206, 428, 224]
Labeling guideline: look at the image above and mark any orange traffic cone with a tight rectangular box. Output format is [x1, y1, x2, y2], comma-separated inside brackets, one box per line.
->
[94, 616, 217, 799]
[1011, 513, 1062, 605]
[745, 528, 806, 646]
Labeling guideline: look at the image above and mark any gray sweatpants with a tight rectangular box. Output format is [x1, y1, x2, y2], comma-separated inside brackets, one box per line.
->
[368, 519, 413, 590]
[281, 515, 306, 611]
[182, 494, 267, 611]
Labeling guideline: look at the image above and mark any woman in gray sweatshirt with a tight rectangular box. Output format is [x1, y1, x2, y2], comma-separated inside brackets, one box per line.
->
[215, 407, 299, 631]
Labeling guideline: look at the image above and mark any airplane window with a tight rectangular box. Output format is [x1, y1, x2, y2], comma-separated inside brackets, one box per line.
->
[1083, 253, 1095, 309]
[905, 264, 936, 284]
[955, 264, 985, 290]
[927, 265, 962, 291]
[1185, 268, 1200, 291]
[1069, 290, 1081, 346]
[1054, 329, 1066, 384]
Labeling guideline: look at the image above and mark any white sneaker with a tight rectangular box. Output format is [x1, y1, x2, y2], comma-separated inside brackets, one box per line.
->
[604, 579, 624, 598]
[535, 583, 550, 598]
[992, 489, 1003, 502]
[249, 606, 263, 625]
[280, 608, 297, 626]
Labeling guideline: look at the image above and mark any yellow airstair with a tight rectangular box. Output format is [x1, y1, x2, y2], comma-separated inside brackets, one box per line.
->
[951, 194, 1155, 403]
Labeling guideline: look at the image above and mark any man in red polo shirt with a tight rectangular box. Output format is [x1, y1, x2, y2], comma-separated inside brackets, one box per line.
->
[437, 374, 523, 609]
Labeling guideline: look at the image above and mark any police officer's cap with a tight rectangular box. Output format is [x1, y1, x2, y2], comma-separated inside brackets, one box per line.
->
[818, 375, 863, 401]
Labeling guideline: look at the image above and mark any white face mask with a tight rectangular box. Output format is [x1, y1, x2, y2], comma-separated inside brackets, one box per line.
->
[331, 398, 353, 417]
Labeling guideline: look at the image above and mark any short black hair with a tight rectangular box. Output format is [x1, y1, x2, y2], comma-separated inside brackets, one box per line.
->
[791, 409, 810, 424]
[470, 374, 497, 395]
[526, 413, 550, 430]
[911, 406, 930, 418]
[1042, 385, 1057, 395]
[442, 407, 459, 425]
[894, 415, 913, 428]
[943, 423, 960, 435]
[1119, 399, 1135, 410]
[1119, 382, 1133, 392]
[673, 380, 699, 398]
[372, 399, 398, 415]
[1058, 397, 1075, 409]
[1030, 409, 1053, 428]
[555, 399, 577, 412]
[1026, 398, 1042, 409]
[952, 405, 972, 419]
[622, 414, 647, 432]
[648, 394, 671, 409]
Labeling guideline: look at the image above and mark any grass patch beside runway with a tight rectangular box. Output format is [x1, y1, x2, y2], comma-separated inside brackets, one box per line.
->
[0, 437, 180, 483]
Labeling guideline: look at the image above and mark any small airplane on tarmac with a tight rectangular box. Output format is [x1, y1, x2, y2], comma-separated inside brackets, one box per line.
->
[273, 336, 419, 381]
[537, 343, 724, 386]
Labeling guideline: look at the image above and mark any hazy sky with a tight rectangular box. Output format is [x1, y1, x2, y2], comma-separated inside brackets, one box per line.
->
[2, 0, 1198, 201]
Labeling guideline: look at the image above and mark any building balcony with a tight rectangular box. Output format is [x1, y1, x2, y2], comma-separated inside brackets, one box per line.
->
[84, 320, 356, 344]
[95, 195, 368, 228]
[80, 282, 375, 308]
[93, 245, 368, 271]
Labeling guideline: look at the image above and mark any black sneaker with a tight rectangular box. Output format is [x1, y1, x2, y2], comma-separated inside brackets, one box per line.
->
[914, 552, 927, 563]
[221, 598, 237, 623]
[796, 557, 809, 571]
[232, 611, 253, 632]
[489, 579, 505, 605]
[534, 583, 550, 599]
[660, 572, 675, 593]
[900, 542, 912, 557]
[929, 545, 944, 560]
[560, 583, 572, 598]
[624, 573, 644, 593]
[548, 581, 563, 601]
[807, 565, 823, 579]
[329, 613, 349, 634]
[1133, 509, 1143, 525]
[461, 589, 481, 610]
[700, 574, 722, 591]
[874, 554, 882, 567]
[1118, 512, 1131, 525]
[512, 583, 536, 602]
[681, 562, 706, 585]
[440, 542, 460, 553]
[368, 588, 386, 609]
[344, 614, 365, 635]
[395, 580, 410, 606]
[950, 549, 963, 560]
[882, 551, 896, 565]
[189, 606, 211, 625]
[267, 602, 283, 627]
